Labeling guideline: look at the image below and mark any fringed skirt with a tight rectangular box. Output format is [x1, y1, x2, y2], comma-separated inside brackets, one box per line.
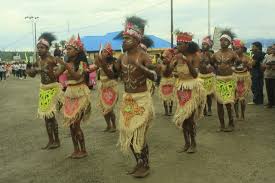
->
[63, 84, 91, 126]
[98, 80, 118, 115]
[147, 79, 155, 96]
[199, 72, 215, 95]
[159, 77, 175, 105]
[234, 71, 251, 101]
[214, 75, 237, 104]
[118, 91, 154, 154]
[38, 82, 62, 119]
[174, 78, 206, 128]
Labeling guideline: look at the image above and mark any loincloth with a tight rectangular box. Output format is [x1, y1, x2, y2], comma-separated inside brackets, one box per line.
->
[199, 72, 215, 95]
[214, 75, 237, 104]
[159, 77, 175, 104]
[174, 78, 206, 128]
[118, 91, 154, 154]
[234, 71, 251, 101]
[38, 82, 62, 119]
[98, 80, 118, 115]
[63, 83, 91, 126]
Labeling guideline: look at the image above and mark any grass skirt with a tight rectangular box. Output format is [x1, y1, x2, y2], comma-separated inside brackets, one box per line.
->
[214, 75, 237, 104]
[234, 71, 251, 101]
[98, 80, 118, 115]
[159, 77, 175, 105]
[118, 91, 154, 154]
[37, 82, 62, 119]
[199, 73, 215, 95]
[174, 78, 206, 128]
[62, 84, 91, 126]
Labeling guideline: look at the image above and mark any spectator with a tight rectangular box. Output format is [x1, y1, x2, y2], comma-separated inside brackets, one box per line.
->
[22, 62, 27, 79]
[248, 42, 265, 105]
[0, 63, 6, 81]
[262, 44, 275, 108]
[54, 44, 62, 57]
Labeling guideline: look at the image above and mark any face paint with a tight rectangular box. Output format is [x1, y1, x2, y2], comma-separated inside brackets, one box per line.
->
[37, 43, 48, 57]
[220, 37, 230, 49]
[123, 35, 138, 51]
[202, 43, 209, 51]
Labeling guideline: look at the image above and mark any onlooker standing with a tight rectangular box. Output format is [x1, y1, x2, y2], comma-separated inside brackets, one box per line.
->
[262, 44, 275, 108]
[18, 62, 23, 79]
[0, 63, 5, 81]
[22, 62, 27, 79]
[14, 63, 20, 78]
[249, 42, 265, 105]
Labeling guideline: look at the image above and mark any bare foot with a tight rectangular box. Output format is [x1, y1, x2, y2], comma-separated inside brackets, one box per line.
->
[109, 128, 116, 133]
[103, 127, 111, 132]
[132, 166, 150, 178]
[67, 151, 80, 159]
[48, 141, 61, 149]
[177, 145, 190, 153]
[41, 142, 53, 150]
[126, 164, 139, 175]
[76, 151, 88, 159]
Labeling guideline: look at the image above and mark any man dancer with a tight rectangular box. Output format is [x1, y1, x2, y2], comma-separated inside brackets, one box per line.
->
[212, 29, 238, 132]
[27, 32, 63, 149]
[99, 16, 157, 178]
[158, 49, 176, 116]
[172, 32, 206, 153]
[232, 39, 252, 120]
[199, 36, 215, 116]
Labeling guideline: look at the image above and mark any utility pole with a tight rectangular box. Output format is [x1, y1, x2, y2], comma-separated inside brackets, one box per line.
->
[25, 16, 39, 63]
[208, 0, 211, 36]
[171, 0, 174, 48]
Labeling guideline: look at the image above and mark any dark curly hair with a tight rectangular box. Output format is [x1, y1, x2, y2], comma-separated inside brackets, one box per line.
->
[186, 41, 199, 54]
[38, 32, 56, 47]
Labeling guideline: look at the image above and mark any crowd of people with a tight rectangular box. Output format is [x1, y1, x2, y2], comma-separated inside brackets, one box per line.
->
[21, 15, 275, 179]
[0, 61, 28, 81]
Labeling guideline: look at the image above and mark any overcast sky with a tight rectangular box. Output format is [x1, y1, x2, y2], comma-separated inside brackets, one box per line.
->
[0, 0, 274, 50]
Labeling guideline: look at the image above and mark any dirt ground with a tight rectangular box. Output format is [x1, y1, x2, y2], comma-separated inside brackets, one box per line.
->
[1, 77, 275, 183]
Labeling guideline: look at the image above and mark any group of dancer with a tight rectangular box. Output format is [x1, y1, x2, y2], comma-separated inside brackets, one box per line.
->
[27, 16, 252, 178]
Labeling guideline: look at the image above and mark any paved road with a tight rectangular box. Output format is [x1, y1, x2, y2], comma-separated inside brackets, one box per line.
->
[1, 77, 275, 183]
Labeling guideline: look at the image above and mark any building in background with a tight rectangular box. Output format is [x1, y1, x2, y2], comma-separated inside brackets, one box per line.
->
[81, 31, 172, 64]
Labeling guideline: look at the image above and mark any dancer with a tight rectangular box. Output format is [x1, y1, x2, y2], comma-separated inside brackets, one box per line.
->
[199, 36, 215, 116]
[59, 35, 91, 159]
[99, 16, 157, 178]
[212, 29, 238, 132]
[232, 39, 252, 120]
[158, 49, 176, 116]
[95, 43, 118, 132]
[173, 31, 206, 153]
[26, 32, 62, 150]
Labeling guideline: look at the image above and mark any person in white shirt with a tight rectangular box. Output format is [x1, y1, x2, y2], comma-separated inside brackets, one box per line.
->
[0, 63, 6, 80]
[22, 62, 27, 79]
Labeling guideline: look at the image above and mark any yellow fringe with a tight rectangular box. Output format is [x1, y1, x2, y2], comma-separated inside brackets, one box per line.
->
[118, 91, 154, 154]
[159, 77, 175, 105]
[199, 73, 215, 95]
[63, 84, 92, 126]
[174, 78, 206, 128]
[97, 80, 118, 115]
[37, 82, 63, 119]
[214, 75, 237, 104]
